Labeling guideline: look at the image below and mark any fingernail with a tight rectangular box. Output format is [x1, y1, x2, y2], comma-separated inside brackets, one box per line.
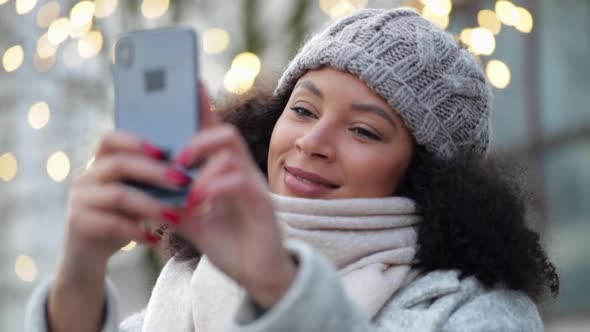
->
[144, 233, 160, 246]
[186, 187, 207, 209]
[142, 142, 166, 160]
[165, 168, 192, 186]
[161, 208, 182, 225]
[174, 149, 191, 168]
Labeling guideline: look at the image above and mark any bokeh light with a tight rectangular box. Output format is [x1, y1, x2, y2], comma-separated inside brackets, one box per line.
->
[2, 45, 24, 72]
[486, 59, 511, 89]
[478, 9, 502, 35]
[231, 52, 261, 78]
[15, 255, 38, 282]
[203, 28, 230, 54]
[48, 17, 71, 45]
[70, 1, 95, 27]
[320, 0, 367, 20]
[421, 6, 449, 29]
[37, 33, 58, 59]
[78, 30, 104, 59]
[495, 0, 518, 26]
[0, 153, 18, 182]
[47, 151, 71, 182]
[94, 0, 118, 18]
[224, 68, 255, 95]
[36, 1, 61, 29]
[0, 0, 9, 5]
[70, 21, 93, 39]
[141, 0, 170, 19]
[121, 241, 137, 251]
[514, 7, 533, 33]
[423, 0, 452, 17]
[86, 156, 95, 169]
[28, 101, 51, 129]
[16, 0, 37, 15]
[470, 27, 495, 56]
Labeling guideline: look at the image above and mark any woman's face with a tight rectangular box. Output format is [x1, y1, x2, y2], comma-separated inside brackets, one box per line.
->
[267, 67, 415, 199]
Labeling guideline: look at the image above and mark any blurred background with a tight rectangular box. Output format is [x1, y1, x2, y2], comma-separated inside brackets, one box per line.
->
[0, 0, 588, 330]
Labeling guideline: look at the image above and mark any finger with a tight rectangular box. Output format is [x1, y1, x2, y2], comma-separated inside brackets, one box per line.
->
[175, 125, 250, 169]
[198, 81, 221, 129]
[86, 154, 191, 190]
[95, 130, 167, 161]
[73, 183, 182, 226]
[75, 209, 146, 243]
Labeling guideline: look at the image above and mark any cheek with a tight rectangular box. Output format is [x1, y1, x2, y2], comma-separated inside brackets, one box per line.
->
[344, 148, 410, 196]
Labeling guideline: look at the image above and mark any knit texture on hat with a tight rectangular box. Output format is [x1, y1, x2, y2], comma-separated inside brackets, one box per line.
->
[275, 8, 493, 160]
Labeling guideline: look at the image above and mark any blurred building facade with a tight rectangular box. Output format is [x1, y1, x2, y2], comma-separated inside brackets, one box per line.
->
[0, 0, 588, 331]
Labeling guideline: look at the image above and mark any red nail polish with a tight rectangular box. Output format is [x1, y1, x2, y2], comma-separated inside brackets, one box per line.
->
[174, 150, 191, 168]
[186, 187, 207, 208]
[142, 142, 166, 160]
[161, 208, 182, 225]
[165, 168, 191, 186]
[144, 233, 160, 246]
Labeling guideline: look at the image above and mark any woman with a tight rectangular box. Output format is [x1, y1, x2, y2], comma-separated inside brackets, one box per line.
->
[26, 8, 558, 332]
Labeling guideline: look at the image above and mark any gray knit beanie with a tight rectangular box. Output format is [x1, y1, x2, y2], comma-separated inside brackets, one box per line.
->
[275, 8, 493, 160]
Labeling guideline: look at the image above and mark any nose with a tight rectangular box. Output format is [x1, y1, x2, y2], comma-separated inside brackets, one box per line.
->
[294, 120, 335, 160]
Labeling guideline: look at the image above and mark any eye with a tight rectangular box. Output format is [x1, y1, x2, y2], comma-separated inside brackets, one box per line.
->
[290, 106, 316, 118]
[350, 127, 381, 141]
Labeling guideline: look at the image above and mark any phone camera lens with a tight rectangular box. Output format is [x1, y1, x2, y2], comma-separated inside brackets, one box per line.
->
[116, 39, 134, 68]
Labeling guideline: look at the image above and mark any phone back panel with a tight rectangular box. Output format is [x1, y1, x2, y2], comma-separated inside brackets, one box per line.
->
[114, 28, 199, 158]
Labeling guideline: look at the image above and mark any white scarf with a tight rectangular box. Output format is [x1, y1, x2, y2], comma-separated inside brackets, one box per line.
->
[142, 193, 420, 332]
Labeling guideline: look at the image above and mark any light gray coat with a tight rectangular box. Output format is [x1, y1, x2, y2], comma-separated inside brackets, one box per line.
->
[26, 241, 543, 331]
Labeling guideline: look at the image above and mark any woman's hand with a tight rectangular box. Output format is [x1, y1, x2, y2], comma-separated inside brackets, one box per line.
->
[49, 131, 189, 332]
[173, 84, 297, 308]
[62, 131, 188, 278]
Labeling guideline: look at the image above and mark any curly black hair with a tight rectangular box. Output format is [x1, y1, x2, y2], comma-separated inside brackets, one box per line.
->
[166, 89, 559, 303]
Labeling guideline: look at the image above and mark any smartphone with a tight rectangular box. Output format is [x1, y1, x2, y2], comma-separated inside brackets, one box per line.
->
[113, 27, 199, 206]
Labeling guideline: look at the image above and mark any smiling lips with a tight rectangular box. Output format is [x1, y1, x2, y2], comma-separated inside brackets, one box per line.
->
[284, 166, 340, 197]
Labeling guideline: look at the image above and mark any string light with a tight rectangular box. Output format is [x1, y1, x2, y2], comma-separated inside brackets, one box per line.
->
[2, 45, 24, 72]
[203, 28, 230, 54]
[0, 152, 18, 182]
[486, 60, 511, 89]
[94, 0, 118, 18]
[141, 0, 170, 19]
[28, 101, 51, 129]
[16, 0, 37, 15]
[47, 151, 71, 182]
[36, 1, 61, 29]
[15, 255, 38, 282]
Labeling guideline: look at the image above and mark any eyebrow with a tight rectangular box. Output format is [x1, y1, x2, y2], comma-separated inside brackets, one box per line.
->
[294, 80, 323, 99]
[294, 80, 397, 131]
[350, 104, 397, 130]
